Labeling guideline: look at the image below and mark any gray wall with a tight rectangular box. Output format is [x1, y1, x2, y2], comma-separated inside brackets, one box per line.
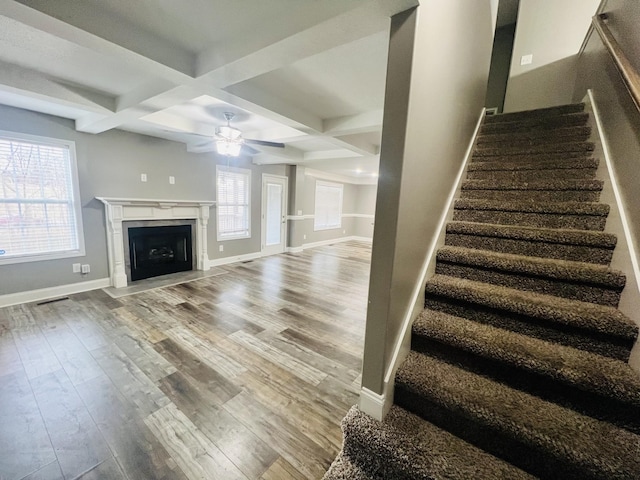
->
[503, 0, 600, 112]
[362, 2, 496, 394]
[0, 105, 287, 295]
[573, 0, 640, 313]
[287, 171, 377, 248]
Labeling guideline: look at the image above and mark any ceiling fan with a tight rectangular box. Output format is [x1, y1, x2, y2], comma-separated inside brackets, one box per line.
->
[213, 112, 285, 156]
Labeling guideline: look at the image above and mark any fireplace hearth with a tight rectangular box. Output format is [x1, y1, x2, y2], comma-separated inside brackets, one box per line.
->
[128, 224, 193, 281]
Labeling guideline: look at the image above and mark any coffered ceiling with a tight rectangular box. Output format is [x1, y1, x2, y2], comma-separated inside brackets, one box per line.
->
[0, 0, 420, 179]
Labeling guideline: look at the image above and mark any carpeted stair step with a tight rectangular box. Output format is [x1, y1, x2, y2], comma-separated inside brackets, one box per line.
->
[471, 150, 593, 164]
[460, 179, 603, 203]
[334, 405, 535, 480]
[468, 157, 599, 172]
[476, 125, 591, 146]
[394, 350, 640, 479]
[411, 310, 640, 431]
[474, 141, 595, 158]
[484, 103, 585, 124]
[466, 166, 596, 182]
[435, 245, 625, 306]
[424, 275, 637, 360]
[453, 199, 609, 231]
[322, 451, 374, 480]
[444, 221, 617, 264]
[480, 112, 589, 135]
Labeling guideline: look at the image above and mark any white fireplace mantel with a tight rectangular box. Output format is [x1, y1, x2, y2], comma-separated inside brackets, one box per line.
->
[97, 197, 215, 288]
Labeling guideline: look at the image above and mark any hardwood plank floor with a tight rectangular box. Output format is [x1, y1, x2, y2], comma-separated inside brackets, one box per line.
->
[0, 241, 370, 479]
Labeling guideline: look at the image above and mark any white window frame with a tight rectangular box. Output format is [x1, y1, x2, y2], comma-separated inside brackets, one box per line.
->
[314, 180, 343, 231]
[0, 130, 85, 265]
[216, 165, 251, 241]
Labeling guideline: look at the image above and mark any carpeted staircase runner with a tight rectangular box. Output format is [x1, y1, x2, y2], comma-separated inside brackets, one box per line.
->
[324, 103, 640, 479]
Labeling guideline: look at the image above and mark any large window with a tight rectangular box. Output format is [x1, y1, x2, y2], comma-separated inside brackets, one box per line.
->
[314, 180, 343, 231]
[216, 165, 251, 240]
[0, 131, 84, 264]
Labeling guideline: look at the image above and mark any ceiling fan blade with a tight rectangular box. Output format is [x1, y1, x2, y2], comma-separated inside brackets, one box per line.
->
[245, 139, 285, 148]
[242, 144, 260, 155]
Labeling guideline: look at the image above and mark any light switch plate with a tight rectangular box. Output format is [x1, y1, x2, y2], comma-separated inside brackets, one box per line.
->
[169, 176, 175, 184]
[520, 54, 533, 66]
[141, 173, 147, 182]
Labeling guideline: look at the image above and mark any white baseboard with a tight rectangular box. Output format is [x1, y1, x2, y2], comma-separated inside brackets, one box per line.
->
[208, 250, 268, 267]
[286, 246, 304, 253]
[293, 235, 373, 252]
[0, 277, 111, 308]
[358, 387, 388, 421]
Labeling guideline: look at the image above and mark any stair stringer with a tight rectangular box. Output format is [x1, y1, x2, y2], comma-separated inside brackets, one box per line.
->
[358, 107, 487, 421]
[587, 90, 640, 372]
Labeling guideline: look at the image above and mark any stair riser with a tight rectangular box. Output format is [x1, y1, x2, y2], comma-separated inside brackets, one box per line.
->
[471, 151, 593, 163]
[480, 115, 589, 134]
[484, 104, 585, 124]
[444, 233, 614, 265]
[435, 262, 622, 307]
[476, 127, 591, 146]
[410, 335, 640, 434]
[423, 295, 633, 360]
[341, 436, 402, 480]
[466, 169, 597, 181]
[394, 385, 594, 480]
[475, 143, 595, 158]
[452, 210, 607, 231]
[460, 190, 601, 203]
[469, 159, 599, 172]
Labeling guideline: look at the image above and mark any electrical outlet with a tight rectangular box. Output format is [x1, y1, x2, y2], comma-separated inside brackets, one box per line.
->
[169, 176, 175, 185]
[297, 210, 302, 216]
[303, 234, 306, 240]
[219, 245, 224, 252]
[72, 263, 81, 273]
[343, 230, 346, 234]
[81, 264, 90, 274]
[141, 173, 147, 182]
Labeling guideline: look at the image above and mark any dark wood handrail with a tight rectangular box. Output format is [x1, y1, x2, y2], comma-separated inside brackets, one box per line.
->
[592, 14, 640, 112]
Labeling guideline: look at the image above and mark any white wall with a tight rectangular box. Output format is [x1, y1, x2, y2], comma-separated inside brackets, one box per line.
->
[503, 0, 600, 112]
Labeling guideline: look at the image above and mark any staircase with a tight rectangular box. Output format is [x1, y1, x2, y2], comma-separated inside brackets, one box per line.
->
[324, 103, 640, 479]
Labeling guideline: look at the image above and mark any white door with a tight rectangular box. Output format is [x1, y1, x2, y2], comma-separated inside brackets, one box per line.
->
[261, 174, 287, 255]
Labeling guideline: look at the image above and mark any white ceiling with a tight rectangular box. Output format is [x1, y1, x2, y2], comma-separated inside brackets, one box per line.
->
[0, 0, 419, 180]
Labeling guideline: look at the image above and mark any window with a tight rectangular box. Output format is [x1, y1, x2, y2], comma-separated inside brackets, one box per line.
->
[0, 131, 84, 265]
[216, 166, 251, 240]
[314, 180, 343, 231]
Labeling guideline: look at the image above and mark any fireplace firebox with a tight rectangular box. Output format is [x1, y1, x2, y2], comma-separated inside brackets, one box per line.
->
[128, 224, 193, 281]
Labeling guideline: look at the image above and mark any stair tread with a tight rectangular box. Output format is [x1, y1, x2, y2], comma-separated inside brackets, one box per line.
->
[476, 125, 591, 144]
[467, 157, 599, 171]
[425, 274, 637, 339]
[413, 309, 640, 406]
[436, 245, 625, 288]
[446, 221, 617, 248]
[484, 103, 585, 123]
[340, 406, 535, 480]
[454, 198, 609, 215]
[396, 350, 640, 478]
[474, 141, 595, 156]
[461, 179, 603, 191]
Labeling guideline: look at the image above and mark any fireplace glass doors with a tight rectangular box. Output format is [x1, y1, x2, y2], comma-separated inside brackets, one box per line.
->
[128, 224, 193, 281]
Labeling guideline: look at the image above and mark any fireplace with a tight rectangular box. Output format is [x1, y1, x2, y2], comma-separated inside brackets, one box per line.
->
[128, 224, 193, 281]
[97, 198, 214, 288]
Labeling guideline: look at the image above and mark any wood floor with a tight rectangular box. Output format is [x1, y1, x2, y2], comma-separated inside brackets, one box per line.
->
[0, 241, 371, 480]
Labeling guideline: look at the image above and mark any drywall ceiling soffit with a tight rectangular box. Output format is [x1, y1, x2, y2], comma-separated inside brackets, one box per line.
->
[0, 0, 418, 178]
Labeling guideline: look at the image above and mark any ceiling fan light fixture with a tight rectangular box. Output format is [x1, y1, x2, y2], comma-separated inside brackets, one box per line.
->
[216, 138, 243, 157]
[216, 125, 242, 140]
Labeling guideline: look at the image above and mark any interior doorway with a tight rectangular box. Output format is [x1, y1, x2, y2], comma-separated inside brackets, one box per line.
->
[261, 174, 288, 255]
